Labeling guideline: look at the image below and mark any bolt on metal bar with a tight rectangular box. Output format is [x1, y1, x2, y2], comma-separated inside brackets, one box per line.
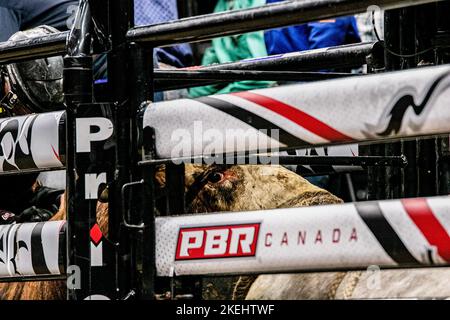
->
[126, 0, 443, 46]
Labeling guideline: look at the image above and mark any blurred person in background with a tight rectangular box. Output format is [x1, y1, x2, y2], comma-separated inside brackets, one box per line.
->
[189, 0, 362, 194]
[189, 0, 361, 98]
[94, 0, 194, 100]
[0, 0, 76, 42]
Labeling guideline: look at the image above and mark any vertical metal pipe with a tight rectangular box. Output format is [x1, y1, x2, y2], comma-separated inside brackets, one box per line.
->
[129, 42, 156, 299]
[140, 126, 156, 299]
[370, 7, 417, 201]
[435, 1, 450, 64]
[394, 7, 416, 200]
[165, 163, 186, 216]
[434, 2, 450, 196]
[64, 55, 94, 300]
[398, 7, 416, 68]
[384, 9, 401, 71]
[107, 0, 135, 298]
[413, 3, 442, 198]
[402, 140, 418, 197]
[438, 138, 450, 195]
[365, 9, 400, 201]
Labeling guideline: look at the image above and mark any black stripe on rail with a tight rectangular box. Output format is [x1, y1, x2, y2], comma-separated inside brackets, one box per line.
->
[58, 222, 67, 274]
[197, 96, 308, 148]
[31, 222, 51, 275]
[355, 202, 420, 265]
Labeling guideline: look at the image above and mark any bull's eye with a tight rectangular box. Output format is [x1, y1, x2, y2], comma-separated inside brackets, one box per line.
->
[207, 172, 224, 184]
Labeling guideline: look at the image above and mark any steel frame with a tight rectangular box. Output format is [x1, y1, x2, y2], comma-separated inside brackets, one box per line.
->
[0, 0, 448, 300]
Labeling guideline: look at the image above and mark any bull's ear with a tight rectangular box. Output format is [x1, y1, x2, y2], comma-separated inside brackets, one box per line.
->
[153, 164, 166, 189]
[152, 165, 168, 216]
[183, 164, 208, 191]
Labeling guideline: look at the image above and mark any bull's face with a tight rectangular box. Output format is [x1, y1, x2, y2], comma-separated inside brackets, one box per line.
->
[155, 164, 342, 214]
[184, 165, 244, 213]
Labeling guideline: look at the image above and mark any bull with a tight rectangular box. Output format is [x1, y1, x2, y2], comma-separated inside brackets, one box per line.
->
[1, 164, 449, 300]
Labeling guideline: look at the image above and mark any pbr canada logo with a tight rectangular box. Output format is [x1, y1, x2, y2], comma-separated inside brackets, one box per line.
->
[175, 223, 260, 260]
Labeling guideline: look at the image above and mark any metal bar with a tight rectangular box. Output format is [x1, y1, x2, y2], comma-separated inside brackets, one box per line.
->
[165, 163, 186, 216]
[368, 8, 403, 201]
[107, 0, 136, 300]
[140, 160, 157, 299]
[126, 0, 442, 46]
[418, 138, 439, 196]
[129, 42, 156, 299]
[0, 275, 67, 283]
[155, 70, 360, 91]
[64, 56, 99, 301]
[0, 38, 377, 79]
[155, 42, 383, 91]
[402, 140, 419, 198]
[345, 173, 357, 202]
[198, 42, 384, 72]
[434, 3, 450, 197]
[64, 0, 109, 301]
[154, 70, 358, 81]
[0, 166, 66, 177]
[438, 137, 450, 195]
[0, 32, 67, 65]
[121, 180, 145, 229]
[300, 167, 362, 177]
[139, 155, 407, 167]
[164, 163, 203, 300]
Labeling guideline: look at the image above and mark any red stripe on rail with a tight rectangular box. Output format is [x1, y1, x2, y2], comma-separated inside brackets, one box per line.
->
[232, 91, 353, 142]
[402, 198, 450, 262]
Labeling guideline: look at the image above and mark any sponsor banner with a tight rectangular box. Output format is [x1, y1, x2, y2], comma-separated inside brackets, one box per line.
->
[0, 111, 65, 172]
[0, 220, 66, 278]
[68, 102, 116, 300]
[175, 223, 260, 261]
[143, 65, 450, 159]
[156, 196, 450, 276]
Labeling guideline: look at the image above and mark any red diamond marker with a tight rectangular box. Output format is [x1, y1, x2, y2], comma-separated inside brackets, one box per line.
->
[90, 224, 103, 245]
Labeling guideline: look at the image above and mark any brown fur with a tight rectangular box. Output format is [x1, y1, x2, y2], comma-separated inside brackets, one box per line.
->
[0, 194, 109, 300]
[183, 165, 341, 213]
[0, 164, 341, 300]
[245, 268, 450, 300]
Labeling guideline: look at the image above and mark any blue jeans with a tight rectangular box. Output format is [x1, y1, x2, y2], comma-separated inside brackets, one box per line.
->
[0, 0, 77, 41]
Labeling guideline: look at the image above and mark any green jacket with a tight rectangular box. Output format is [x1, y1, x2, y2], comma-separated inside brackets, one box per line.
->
[189, 0, 274, 98]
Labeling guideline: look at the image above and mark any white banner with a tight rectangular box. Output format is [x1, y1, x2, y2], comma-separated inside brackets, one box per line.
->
[144, 65, 450, 159]
[156, 196, 450, 276]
